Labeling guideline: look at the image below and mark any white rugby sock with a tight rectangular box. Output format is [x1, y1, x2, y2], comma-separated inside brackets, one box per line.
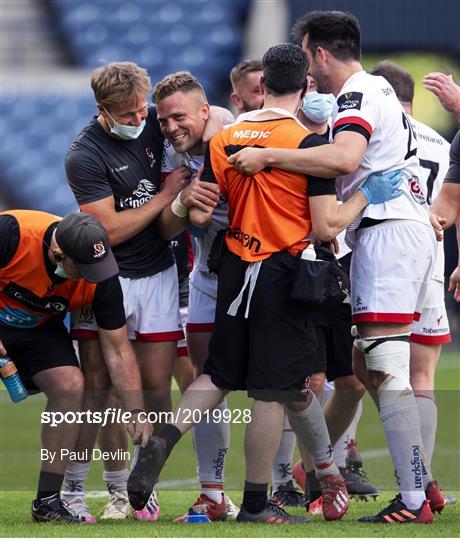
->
[103, 468, 129, 496]
[332, 435, 348, 468]
[415, 395, 437, 469]
[271, 414, 296, 490]
[192, 399, 229, 503]
[379, 395, 427, 509]
[286, 392, 339, 478]
[321, 381, 335, 406]
[61, 460, 90, 500]
[346, 398, 363, 441]
[333, 399, 363, 468]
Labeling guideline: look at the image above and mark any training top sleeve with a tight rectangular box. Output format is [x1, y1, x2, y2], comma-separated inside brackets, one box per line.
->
[0, 215, 20, 268]
[65, 147, 114, 205]
[161, 139, 183, 179]
[332, 88, 376, 144]
[92, 276, 126, 330]
[299, 133, 337, 196]
[444, 130, 460, 184]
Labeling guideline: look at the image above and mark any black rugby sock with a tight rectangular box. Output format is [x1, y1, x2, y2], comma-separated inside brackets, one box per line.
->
[159, 424, 182, 458]
[242, 481, 268, 513]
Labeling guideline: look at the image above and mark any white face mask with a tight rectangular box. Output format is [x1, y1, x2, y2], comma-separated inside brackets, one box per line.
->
[104, 108, 146, 140]
[301, 92, 335, 124]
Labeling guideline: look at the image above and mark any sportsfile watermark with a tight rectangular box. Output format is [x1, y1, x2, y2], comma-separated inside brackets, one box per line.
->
[1, 388, 459, 492]
[41, 407, 252, 428]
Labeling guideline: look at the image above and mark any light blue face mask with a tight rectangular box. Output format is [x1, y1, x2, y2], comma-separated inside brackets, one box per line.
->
[104, 108, 146, 140]
[301, 92, 335, 124]
[54, 262, 72, 279]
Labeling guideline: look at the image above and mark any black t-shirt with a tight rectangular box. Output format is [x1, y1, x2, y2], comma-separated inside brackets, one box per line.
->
[65, 106, 174, 278]
[0, 215, 125, 337]
[170, 231, 193, 308]
[444, 129, 460, 184]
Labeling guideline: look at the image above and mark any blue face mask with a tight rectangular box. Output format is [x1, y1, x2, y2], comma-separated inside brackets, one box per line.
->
[301, 92, 335, 124]
[104, 108, 146, 140]
[54, 262, 72, 279]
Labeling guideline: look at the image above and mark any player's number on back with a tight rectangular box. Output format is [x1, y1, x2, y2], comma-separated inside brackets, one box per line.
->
[402, 112, 417, 160]
[419, 159, 439, 205]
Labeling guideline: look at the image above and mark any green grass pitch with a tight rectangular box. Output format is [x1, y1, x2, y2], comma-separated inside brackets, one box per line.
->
[0, 350, 458, 537]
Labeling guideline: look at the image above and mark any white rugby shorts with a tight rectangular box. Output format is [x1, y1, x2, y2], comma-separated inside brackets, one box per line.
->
[350, 220, 436, 324]
[72, 264, 183, 342]
[186, 270, 217, 333]
[411, 279, 451, 344]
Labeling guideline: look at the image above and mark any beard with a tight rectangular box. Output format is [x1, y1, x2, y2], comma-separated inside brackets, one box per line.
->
[313, 72, 333, 95]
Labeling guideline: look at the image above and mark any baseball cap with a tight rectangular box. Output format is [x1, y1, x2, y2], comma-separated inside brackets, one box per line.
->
[55, 212, 119, 283]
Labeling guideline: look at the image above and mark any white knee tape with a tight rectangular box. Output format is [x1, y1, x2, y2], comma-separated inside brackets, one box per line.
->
[354, 333, 411, 389]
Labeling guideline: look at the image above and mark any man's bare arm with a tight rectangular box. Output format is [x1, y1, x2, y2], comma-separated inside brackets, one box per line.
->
[310, 191, 368, 241]
[156, 166, 220, 240]
[423, 72, 460, 121]
[228, 131, 367, 177]
[430, 183, 460, 239]
[97, 326, 144, 411]
[80, 168, 190, 246]
[309, 169, 404, 240]
[448, 218, 460, 302]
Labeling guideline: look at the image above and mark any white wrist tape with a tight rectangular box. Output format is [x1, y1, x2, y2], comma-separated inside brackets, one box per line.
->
[171, 191, 188, 218]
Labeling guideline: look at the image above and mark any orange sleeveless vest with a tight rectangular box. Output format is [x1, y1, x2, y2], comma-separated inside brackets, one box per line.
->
[209, 117, 313, 262]
[0, 210, 97, 329]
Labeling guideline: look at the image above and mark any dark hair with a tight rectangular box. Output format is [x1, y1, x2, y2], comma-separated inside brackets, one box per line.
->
[371, 60, 414, 103]
[230, 59, 263, 89]
[262, 43, 307, 96]
[292, 10, 361, 62]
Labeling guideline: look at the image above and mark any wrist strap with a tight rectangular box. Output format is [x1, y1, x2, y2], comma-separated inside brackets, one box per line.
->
[171, 191, 188, 217]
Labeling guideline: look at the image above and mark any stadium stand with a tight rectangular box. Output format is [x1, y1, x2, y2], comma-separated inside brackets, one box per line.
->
[1, 0, 249, 215]
[50, 0, 249, 105]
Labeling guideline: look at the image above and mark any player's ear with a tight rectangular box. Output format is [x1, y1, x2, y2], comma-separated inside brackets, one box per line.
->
[300, 79, 308, 100]
[202, 102, 210, 120]
[231, 92, 241, 109]
[316, 46, 328, 65]
[259, 76, 267, 95]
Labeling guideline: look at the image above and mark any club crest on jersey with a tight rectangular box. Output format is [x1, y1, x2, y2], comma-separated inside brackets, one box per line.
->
[146, 147, 156, 168]
[301, 376, 311, 394]
[78, 305, 94, 324]
[337, 91, 363, 112]
[408, 175, 426, 204]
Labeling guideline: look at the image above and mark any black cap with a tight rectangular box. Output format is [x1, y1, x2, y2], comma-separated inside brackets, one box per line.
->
[55, 212, 119, 283]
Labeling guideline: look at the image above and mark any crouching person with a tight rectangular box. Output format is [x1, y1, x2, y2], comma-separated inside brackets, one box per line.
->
[0, 210, 151, 523]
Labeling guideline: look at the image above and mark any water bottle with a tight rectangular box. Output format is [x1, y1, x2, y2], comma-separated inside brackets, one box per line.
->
[0, 356, 28, 403]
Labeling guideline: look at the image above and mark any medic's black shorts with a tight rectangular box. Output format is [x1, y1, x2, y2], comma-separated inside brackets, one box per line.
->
[203, 249, 317, 402]
[0, 319, 79, 392]
[312, 253, 354, 381]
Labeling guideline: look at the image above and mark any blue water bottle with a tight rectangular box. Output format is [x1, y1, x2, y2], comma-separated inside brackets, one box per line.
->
[0, 356, 28, 403]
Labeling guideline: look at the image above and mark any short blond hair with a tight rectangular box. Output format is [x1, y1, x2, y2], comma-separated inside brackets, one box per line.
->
[91, 62, 152, 108]
[230, 59, 262, 90]
[152, 71, 206, 104]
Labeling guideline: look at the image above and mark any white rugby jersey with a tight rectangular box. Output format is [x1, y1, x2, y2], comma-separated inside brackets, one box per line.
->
[408, 116, 450, 203]
[409, 116, 450, 281]
[161, 140, 229, 278]
[331, 71, 430, 235]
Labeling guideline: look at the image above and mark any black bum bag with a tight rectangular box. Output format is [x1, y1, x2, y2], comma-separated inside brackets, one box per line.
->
[291, 244, 350, 306]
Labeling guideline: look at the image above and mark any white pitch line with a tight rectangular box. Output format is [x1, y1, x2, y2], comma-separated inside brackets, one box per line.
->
[360, 447, 389, 459]
[86, 478, 198, 498]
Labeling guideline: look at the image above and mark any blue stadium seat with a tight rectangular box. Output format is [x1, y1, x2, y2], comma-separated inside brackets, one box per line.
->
[1, 94, 94, 215]
[49, 0, 249, 104]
